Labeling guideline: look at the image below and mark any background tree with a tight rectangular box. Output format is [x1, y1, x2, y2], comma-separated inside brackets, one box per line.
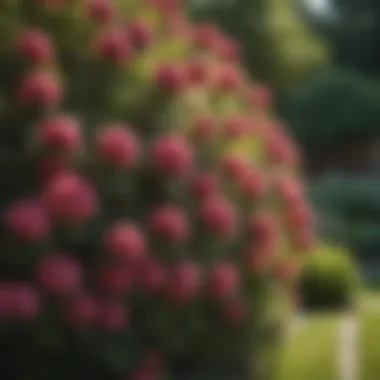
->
[310, 172, 380, 274]
[282, 68, 380, 176]
[266, 0, 328, 93]
[297, 0, 380, 75]
[187, 0, 328, 93]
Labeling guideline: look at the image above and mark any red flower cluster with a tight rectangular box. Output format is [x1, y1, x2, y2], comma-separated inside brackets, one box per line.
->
[0, 0, 315, 378]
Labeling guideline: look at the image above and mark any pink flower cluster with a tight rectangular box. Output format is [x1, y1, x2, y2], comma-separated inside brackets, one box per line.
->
[0, 0, 316, 378]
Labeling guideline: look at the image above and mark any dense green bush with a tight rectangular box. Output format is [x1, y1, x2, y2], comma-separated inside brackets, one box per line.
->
[282, 69, 380, 174]
[310, 172, 380, 261]
[298, 244, 359, 311]
[0, 1, 313, 380]
[285, 69, 380, 149]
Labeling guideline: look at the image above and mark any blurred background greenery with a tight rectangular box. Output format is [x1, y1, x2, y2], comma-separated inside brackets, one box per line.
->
[188, 0, 380, 288]
[185, 4, 380, 378]
[298, 243, 360, 311]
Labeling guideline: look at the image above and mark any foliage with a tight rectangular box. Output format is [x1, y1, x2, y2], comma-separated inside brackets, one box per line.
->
[187, 0, 328, 93]
[187, 0, 279, 87]
[266, 0, 328, 92]
[297, 0, 380, 75]
[0, 1, 313, 380]
[298, 244, 359, 310]
[282, 69, 380, 173]
[310, 172, 380, 262]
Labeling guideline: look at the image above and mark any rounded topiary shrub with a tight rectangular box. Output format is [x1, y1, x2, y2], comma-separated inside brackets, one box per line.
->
[298, 244, 359, 311]
[0, 1, 314, 380]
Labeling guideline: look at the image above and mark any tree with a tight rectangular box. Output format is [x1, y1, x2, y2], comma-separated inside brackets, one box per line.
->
[297, 0, 380, 75]
[187, 0, 280, 86]
[187, 0, 328, 93]
[310, 172, 380, 263]
[282, 68, 380, 176]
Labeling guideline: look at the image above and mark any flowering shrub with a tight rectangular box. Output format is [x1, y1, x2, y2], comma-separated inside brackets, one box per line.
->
[0, 1, 314, 379]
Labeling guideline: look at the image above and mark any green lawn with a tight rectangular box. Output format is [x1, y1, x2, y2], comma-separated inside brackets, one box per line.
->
[276, 314, 341, 380]
[276, 291, 380, 380]
[359, 294, 380, 380]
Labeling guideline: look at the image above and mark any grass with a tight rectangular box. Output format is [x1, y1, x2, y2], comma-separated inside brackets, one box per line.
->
[275, 289, 380, 380]
[360, 310, 380, 380]
[276, 290, 380, 380]
[359, 292, 380, 380]
[276, 314, 341, 380]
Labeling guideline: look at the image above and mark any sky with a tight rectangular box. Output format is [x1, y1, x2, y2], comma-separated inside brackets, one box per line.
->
[302, 0, 337, 19]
